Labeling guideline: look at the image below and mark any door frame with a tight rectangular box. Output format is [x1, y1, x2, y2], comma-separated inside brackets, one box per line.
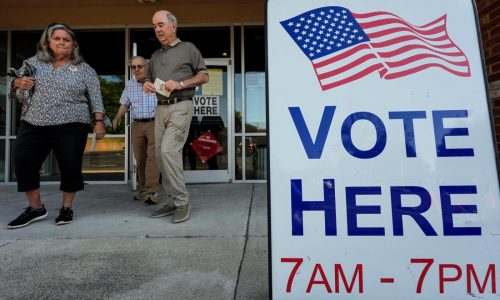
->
[185, 58, 233, 183]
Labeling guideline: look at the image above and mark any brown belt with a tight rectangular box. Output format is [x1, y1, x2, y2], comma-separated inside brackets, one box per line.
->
[157, 96, 193, 106]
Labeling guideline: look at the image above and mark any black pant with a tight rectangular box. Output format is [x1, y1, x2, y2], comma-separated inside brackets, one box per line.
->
[14, 121, 90, 192]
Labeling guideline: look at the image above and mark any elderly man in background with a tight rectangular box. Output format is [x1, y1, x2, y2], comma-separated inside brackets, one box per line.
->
[114, 56, 160, 204]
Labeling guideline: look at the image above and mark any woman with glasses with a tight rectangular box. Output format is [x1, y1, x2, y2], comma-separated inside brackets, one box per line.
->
[7, 23, 109, 229]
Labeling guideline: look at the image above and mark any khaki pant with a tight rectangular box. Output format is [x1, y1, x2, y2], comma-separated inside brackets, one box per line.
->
[131, 121, 160, 193]
[154, 100, 194, 207]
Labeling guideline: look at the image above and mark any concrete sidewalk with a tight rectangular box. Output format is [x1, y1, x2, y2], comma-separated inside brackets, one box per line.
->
[0, 183, 269, 300]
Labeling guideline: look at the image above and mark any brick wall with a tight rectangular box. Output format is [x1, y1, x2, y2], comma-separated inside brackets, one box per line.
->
[477, 0, 500, 158]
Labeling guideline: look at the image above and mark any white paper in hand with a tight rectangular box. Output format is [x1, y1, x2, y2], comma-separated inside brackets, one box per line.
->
[154, 78, 171, 97]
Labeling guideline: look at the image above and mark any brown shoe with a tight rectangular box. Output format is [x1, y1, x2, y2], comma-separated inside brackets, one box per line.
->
[144, 192, 159, 205]
[134, 189, 148, 201]
[149, 204, 176, 218]
[172, 204, 191, 223]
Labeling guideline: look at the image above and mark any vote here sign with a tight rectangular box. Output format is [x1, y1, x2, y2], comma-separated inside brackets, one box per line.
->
[267, 0, 500, 299]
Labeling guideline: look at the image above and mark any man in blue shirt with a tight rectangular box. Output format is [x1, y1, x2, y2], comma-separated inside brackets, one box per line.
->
[113, 56, 160, 204]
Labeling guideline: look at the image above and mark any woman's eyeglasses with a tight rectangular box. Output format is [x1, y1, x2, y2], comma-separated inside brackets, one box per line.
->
[131, 65, 144, 70]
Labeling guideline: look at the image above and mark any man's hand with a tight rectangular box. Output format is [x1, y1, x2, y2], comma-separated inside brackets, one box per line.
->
[143, 81, 156, 94]
[112, 117, 122, 130]
[164, 80, 182, 92]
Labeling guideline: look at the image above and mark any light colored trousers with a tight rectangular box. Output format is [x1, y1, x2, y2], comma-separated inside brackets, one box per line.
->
[154, 100, 194, 207]
[131, 121, 160, 193]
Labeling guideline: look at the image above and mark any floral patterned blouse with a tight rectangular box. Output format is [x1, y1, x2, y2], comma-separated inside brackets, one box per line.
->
[8, 56, 106, 126]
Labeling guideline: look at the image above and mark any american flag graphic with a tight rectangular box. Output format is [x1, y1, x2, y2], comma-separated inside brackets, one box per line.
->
[280, 6, 471, 90]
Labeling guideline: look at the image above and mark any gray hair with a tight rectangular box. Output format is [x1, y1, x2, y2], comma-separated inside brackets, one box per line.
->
[36, 23, 84, 65]
[166, 12, 177, 26]
[129, 55, 147, 65]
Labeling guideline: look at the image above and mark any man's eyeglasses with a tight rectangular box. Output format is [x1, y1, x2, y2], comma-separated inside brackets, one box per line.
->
[131, 65, 144, 70]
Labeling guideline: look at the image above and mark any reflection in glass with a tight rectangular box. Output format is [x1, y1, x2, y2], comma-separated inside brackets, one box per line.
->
[10, 31, 41, 135]
[0, 139, 4, 181]
[83, 136, 125, 181]
[235, 73, 242, 133]
[76, 30, 125, 135]
[244, 136, 267, 180]
[9, 136, 126, 182]
[184, 66, 229, 171]
[0, 31, 6, 77]
[234, 27, 242, 134]
[238, 136, 267, 179]
[99, 75, 125, 134]
[130, 27, 230, 61]
[244, 26, 266, 133]
[235, 136, 242, 180]
[1, 31, 6, 136]
[245, 72, 266, 133]
[0, 77, 6, 136]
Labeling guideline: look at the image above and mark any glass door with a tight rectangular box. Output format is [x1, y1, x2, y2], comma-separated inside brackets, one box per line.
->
[184, 58, 232, 183]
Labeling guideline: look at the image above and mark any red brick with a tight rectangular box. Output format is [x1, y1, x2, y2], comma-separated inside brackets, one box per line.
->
[491, 72, 500, 82]
[490, 5, 500, 19]
[490, 24, 500, 37]
[479, 2, 500, 16]
[492, 62, 500, 73]
[493, 107, 500, 116]
[492, 43, 500, 54]
[482, 33, 500, 48]
[476, 0, 487, 9]
[486, 53, 500, 65]
[477, 1, 491, 15]
[480, 15, 500, 32]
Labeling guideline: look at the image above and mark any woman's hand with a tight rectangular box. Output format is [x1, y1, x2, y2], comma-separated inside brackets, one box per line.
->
[94, 121, 106, 140]
[14, 77, 35, 90]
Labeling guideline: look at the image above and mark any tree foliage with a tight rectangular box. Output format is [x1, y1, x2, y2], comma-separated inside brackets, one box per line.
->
[99, 76, 125, 133]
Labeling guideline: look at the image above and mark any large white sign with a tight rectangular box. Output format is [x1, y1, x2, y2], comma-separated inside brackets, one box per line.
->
[267, 0, 500, 299]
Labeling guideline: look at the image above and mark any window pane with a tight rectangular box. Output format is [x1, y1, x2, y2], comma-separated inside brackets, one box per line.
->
[244, 26, 266, 133]
[235, 136, 242, 180]
[76, 29, 125, 132]
[0, 31, 6, 77]
[0, 31, 6, 136]
[244, 26, 265, 72]
[76, 30, 125, 180]
[0, 139, 4, 181]
[76, 29, 125, 75]
[0, 81, 5, 136]
[234, 26, 242, 133]
[11, 31, 40, 68]
[178, 27, 230, 58]
[245, 72, 266, 132]
[83, 136, 125, 181]
[10, 31, 41, 135]
[244, 135, 267, 180]
[10, 137, 127, 182]
[131, 27, 230, 60]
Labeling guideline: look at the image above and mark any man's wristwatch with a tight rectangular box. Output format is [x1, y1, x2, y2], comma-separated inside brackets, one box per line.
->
[179, 81, 185, 89]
